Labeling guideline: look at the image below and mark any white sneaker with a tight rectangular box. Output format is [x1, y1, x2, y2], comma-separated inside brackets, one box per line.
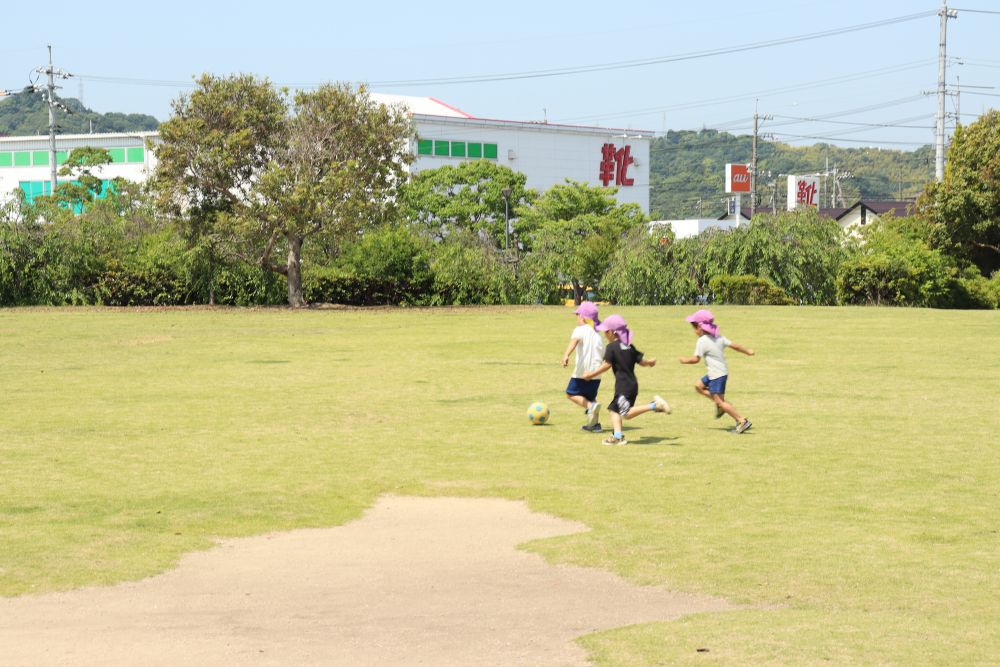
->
[586, 402, 601, 428]
[653, 395, 671, 414]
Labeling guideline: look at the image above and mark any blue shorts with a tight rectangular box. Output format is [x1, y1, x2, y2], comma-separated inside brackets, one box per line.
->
[700, 374, 728, 395]
[565, 378, 601, 402]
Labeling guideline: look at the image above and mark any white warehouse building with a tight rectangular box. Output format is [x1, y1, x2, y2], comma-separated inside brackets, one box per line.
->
[0, 94, 652, 212]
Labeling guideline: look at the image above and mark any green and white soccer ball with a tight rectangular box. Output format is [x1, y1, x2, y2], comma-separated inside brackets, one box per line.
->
[527, 401, 550, 425]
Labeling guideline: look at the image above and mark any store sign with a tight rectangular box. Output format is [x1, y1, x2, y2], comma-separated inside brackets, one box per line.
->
[787, 175, 819, 210]
[725, 163, 751, 193]
[599, 143, 635, 187]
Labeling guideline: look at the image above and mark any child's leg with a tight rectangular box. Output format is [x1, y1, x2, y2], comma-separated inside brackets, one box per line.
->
[624, 396, 670, 419]
[712, 393, 745, 424]
[566, 393, 589, 409]
[694, 379, 713, 400]
[609, 410, 623, 433]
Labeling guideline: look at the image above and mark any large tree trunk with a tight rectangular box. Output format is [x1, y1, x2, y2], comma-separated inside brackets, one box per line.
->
[286, 235, 306, 307]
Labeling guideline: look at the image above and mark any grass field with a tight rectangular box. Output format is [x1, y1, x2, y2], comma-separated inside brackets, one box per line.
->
[1, 305, 997, 665]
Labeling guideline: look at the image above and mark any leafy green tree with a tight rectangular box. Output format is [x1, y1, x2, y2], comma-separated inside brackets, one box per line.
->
[600, 226, 674, 305]
[51, 147, 116, 210]
[836, 219, 954, 307]
[242, 83, 413, 307]
[428, 230, 521, 305]
[153, 73, 288, 304]
[399, 161, 535, 246]
[920, 110, 1000, 276]
[701, 209, 848, 305]
[519, 181, 647, 304]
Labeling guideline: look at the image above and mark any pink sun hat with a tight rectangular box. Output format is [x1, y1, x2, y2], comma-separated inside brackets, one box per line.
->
[574, 301, 601, 327]
[685, 309, 720, 336]
[596, 314, 633, 346]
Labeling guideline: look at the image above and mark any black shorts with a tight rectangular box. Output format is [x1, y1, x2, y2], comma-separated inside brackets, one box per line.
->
[608, 392, 638, 417]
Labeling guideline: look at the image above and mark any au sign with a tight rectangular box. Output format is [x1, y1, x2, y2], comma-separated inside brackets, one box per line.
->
[725, 163, 751, 193]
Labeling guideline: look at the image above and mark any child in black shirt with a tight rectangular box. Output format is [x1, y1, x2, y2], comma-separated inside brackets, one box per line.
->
[582, 314, 671, 445]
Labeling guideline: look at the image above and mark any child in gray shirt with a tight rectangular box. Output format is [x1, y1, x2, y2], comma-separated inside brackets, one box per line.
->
[678, 310, 755, 434]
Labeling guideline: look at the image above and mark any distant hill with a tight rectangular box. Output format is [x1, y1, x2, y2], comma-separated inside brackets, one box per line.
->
[0, 88, 159, 136]
[649, 129, 935, 219]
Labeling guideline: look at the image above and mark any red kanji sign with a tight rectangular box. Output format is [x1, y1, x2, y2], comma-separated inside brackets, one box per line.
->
[599, 143, 635, 187]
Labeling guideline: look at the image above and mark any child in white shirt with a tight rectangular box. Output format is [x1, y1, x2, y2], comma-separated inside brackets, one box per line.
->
[561, 302, 606, 432]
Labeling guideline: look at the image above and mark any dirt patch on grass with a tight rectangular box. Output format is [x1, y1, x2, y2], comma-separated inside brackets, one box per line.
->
[0, 495, 734, 666]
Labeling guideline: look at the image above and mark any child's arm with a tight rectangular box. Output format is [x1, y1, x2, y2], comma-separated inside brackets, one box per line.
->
[562, 338, 580, 367]
[582, 361, 611, 380]
[729, 342, 755, 356]
[638, 357, 657, 367]
[678, 354, 701, 365]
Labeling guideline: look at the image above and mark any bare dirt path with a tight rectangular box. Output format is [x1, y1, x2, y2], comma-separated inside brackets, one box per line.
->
[0, 496, 735, 666]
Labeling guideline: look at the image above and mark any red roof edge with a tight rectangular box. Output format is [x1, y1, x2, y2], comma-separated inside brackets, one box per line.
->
[428, 97, 474, 119]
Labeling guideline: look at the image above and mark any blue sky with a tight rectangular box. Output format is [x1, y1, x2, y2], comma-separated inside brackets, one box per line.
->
[2, 1, 997, 149]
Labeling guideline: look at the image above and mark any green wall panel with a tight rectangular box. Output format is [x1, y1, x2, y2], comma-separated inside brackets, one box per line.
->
[0, 152, 11, 167]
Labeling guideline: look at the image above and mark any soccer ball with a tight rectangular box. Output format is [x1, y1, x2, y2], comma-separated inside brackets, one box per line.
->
[527, 401, 550, 425]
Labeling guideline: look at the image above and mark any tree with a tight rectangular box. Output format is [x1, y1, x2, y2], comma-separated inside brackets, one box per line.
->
[519, 181, 647, 304]
[399, 161, 535, 245]
[153, 73, 288, 304]
[52, 147, 115, 211]
[921, 110, 1000, 276]
[242, 83, 413, 307]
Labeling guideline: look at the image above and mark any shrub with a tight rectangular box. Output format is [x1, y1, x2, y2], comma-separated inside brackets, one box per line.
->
[303, 266, 366, 305]
[838, 223, 955, 307]
[429, 234, 521, 305]
[337, 225, 434, 305]
[600, 228, 674, 305]
[709, 274, 793, 305]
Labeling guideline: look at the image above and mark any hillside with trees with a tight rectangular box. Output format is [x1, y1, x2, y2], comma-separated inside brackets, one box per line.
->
[0, 88, 159, 136]
[649, 129, 935, 219]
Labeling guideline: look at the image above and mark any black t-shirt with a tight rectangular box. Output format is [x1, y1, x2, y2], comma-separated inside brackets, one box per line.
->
[603, 340, 644, 397]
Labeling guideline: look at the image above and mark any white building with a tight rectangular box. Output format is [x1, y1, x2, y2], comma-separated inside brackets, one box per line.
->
[0, 132, 157, 204]
[0, 95, 652, 212]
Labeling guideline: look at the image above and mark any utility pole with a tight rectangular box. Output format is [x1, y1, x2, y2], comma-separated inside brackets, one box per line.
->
[936, 2, 958, 182]
[35, 45, 72, 193]
[750, 100, 772, 220]
[751, 102, 758, 220]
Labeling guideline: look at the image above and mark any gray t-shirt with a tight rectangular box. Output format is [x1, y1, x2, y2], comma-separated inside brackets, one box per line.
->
[694, 334, 732, 379]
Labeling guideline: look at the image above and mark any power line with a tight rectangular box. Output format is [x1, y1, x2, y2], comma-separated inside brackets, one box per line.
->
[770, 113, 934, 129]
[773, 133, 928, 146]
[552, 59, 935, 124]
[951, 7, 1000, 14]
[365, 11, 938, 87]
[72, 11, 937, 91]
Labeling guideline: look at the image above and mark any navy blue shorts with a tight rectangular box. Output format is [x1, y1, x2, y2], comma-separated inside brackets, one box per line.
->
[700, 374, 728, 395]
[566, 378, 601, 402]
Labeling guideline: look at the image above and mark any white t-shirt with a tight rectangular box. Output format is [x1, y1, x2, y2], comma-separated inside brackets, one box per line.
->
[694, 334, 732, 379]
[571, 325, 606, 379]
